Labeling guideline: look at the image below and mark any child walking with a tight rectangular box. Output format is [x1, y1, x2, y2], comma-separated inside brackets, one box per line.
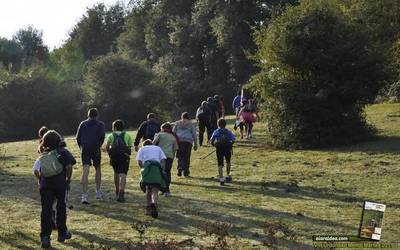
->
[136, 140, 167, 218]
[33, 130, 75, 248]
[106, 120, 132, 202]
[210, 119, 236, 185]
[153, 122, 179, 196]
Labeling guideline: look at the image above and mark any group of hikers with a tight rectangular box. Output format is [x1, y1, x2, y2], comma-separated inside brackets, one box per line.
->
[32, 92, 258, 248]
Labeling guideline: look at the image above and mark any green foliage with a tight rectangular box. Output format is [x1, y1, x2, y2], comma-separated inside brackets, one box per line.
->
[13, 26, 48, 67]
[0, 38, 23, 72]
[83, 54, 162, 127]
[250, 0, 388, 148]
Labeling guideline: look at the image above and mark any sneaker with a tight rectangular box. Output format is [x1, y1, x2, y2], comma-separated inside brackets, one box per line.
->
[95, 190, 103, 199]
[81, 194, 89, 204]
[164, 192, 171, 197]
[150, 203, 158, 218]
[226, 176, 232, 183]
[177, 169, 182, 177]
[41, 235, 51, 248]
[116, 192, 125, 203]
[219, 178, 225, 186]
[57, 231, 72, 242]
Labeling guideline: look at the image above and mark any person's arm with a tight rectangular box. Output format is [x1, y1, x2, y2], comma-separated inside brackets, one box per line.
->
[160, 159, 166, 170]
[76, 122, 82, 148]
[105, 134, 113, 152]
[99, 122, 106, 146]
[229, 131, 236, 144]
[32, 159, 41, 186]
[152, 134, 160, 145]
[192, 124, 198, 150]
[138, 160, 144, 168]
[134, 122, 146, 150]
[210, 130, 217, 147]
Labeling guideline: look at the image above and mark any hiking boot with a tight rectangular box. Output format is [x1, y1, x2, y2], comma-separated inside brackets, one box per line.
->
[57, 231, 72, 242]
[219, 178, 225, 186]
[145, 205, 152, 216]
[81, 194, 89, 204]
[117, 192, 125, 203]
[150, 203, 158, 218]
[177, 169, 182, 177]
[41, 236, 51, 249]
[95, 190, 103, 199]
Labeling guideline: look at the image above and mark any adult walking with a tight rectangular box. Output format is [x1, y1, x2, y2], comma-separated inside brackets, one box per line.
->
[76, 108, 105, 204]
[206, 97, 219, 131]
[196, 101, 212, 146]
[134, 113, 161, 152]
[173, 112, 198, 177]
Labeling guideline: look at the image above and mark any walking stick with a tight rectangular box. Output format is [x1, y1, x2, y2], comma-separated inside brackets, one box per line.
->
[200, 149, 216, 160]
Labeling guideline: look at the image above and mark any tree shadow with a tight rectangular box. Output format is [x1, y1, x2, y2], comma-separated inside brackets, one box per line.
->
[324, 136, 400, 155]
[0, 230, 39, 250]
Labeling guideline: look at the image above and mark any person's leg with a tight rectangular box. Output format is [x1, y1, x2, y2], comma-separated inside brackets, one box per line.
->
[40, 188, 54, 248]
[177, 144, 183, 176]
[183, 142, 192, 177]
[55, 188, 70, 241]
[52, 200, 57, 229]
[114, 172, 119, 197]
[146, 187, 152, 206]
[81, 165, 90, 203]
[150, 187, 159, 218]
[216, 147, 224, 185]
[164, 158, 173, 194]
[225, 147, 232, 182]
[93, 149, 102, 198]
[199, 120, 206, 146]
[239, 123, 244, 139]
[206, 122, 212, 142]
[248, 122, 253, 138]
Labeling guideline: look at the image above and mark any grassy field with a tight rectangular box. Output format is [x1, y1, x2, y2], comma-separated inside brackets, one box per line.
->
[0, 103, 399, 249]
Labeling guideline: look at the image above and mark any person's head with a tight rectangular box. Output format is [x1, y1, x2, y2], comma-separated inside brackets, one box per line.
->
[161, 122, 172, 132]
[207, 97, 213, 102]
[112, 119, 124, 131]
[181, 112, 190, 120]
[38, 126, 49, 138]
[242, 99, 248, 105]
[217, 118, 226, 128]
[87, 108, 98, 119]
[142, 139, 153, 146]
[41, 130, 61, 151]
[147, 113, 156, 120]
[214, 94, 220, 100]
[201, 101, 207, 107]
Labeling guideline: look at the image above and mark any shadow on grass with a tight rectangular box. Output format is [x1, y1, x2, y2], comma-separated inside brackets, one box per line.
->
[324, 136, 400, 155]
[0, 230, 37, 250]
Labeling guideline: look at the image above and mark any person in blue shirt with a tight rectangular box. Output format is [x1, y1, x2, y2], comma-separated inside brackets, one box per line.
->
[232, 90, 242, 116]
[210, 118, 236, 185]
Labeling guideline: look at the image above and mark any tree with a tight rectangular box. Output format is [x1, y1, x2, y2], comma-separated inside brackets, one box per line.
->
[0, 38, 23, 72]
[13, 26, 48, 66]
[250, 0, 388, 148]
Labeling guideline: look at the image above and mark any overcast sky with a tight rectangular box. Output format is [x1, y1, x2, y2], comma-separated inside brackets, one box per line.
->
[0, 0, 129, 49]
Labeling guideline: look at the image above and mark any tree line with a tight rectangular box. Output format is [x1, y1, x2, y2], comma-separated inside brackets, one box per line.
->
[0, 0, 399, 148]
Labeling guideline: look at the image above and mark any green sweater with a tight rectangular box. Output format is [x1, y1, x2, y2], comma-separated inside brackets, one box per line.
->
[152, 132, 178, 159]
[140, 161, 166, 188]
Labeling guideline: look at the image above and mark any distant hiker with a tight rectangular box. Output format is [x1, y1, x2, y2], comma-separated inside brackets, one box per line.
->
[173, 112, 198, 177]
[238, 99, 256, 139]
[207, 97, 219, 131]
[76, 108, 105, 204]
[232, 91, 242, 116]
[136, 140, 167, 218]
[210, 119, 235, 185]
[106, 120, 132, 202]
[153, 122, 179, 196]
[196, 101, 212, 146]
[134, 113, 161, 152]
[33, 130, 75, 248]
[214, 94, 225, 118]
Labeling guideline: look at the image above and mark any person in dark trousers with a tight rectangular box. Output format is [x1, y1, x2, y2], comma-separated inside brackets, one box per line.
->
[196, 101, 212, 146]
[173, 112, 198, 177]
[153, 122, 179, 196]
[214, 94, 225, 118]
[207, 97, 219, 131]
[106, 120, 132, 202]
[76, 108, 105, 204]
[210, 118, 236, 185]
[134, 113, 161, 152]
[33, 130, 75, 248]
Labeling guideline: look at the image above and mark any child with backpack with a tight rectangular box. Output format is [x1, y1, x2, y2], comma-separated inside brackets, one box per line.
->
[106, 120, 132, 202]
[33, 130, 75, 248]
[153, 122, 179, 196]
[210, 118, 236, 185]
[136, 140, 167, 218]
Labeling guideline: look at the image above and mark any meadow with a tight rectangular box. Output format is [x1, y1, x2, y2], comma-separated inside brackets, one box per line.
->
[0, 103, 399, 249]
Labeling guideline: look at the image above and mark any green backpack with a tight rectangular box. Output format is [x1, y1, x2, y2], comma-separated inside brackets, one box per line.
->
[39, 150, 64, 178]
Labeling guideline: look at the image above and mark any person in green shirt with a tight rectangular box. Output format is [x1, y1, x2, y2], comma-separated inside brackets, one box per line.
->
[106, 120, 132, 202]
[153, 122, 179, 196]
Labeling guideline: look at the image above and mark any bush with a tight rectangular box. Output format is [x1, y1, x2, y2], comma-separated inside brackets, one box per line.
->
[250, 0, 387, 149]
[83, 54, 166, 128]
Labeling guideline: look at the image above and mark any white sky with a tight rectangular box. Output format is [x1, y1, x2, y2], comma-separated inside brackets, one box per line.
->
[0, 0, 129, 50]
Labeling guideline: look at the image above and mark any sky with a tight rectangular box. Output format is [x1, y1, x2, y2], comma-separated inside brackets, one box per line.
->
[0, 0, 129, 50]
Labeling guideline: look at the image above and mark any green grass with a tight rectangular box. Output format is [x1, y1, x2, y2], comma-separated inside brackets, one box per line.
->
[1, 103, 400, 249]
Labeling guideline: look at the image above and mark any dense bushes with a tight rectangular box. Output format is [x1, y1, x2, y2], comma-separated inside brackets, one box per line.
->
[250, 1, 387, 148]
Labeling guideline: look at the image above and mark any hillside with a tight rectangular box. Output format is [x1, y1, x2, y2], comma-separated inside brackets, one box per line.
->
[0, 103, 399, 249]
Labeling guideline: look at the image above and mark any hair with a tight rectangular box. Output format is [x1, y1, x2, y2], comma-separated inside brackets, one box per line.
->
[142, 139, 153, 146]
[112, 119, 124, 131]
[161, 122, 172, 131]
[218, 118, 227, 128]
[88, 108, 98, 118]
[41, 130, 62, 151]
[181, 112, 190, 120]
[147, 113, 156, 119]
[214, 94, 220, 100]
[207, 97, 213, 102]
[38, 126, 49, 138]
[201, 101, 207, 106]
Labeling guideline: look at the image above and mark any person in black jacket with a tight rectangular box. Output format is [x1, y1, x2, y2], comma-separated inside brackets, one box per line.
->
[134, 113, 161, 152]
[196, 101, 212, 146]
[33, 130, 75, 248]
[76, 108, 105, 204]
[207, 97, 219, 131]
